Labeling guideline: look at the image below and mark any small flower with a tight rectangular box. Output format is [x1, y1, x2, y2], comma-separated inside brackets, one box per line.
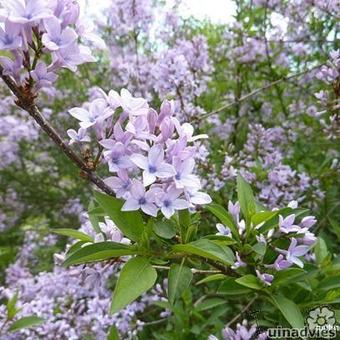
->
[69, 98, 112, 129]
[131, 144, 176, 186]
[155, 187, 189, 219]
[42, 16, 77, 51]
[301, 216, 317, 229]
[104, 170, 132, 199]
[256, 269, 273, 286]
[276, 238, 310, 268]
[216, 223, 231, 237]
[122, 180, 159, 217]
[67, 127, 90, 145]
[278, 214, 301, 234]
[232, 252, 246, 269]
[265, 254, 293, 271]
[228, 201, 240, 220]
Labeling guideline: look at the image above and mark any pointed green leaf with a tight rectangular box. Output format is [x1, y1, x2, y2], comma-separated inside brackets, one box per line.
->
[237, 174, 256, 222]
[235, 274, 263, 290]
[196, 274, 226, 285]
[63, 242, 136, 267]
[270, 293, 304, 328]
[217, 277, 252, 295]
[51, 229, 93, 242]
[107, 325, 119, 340]
[206, 203, 240, 241]
[153, 220, 176, 239]
[94, 191, 144, 242]
[9, 316, 44, 333]
[168, 263, 193, 305]
[172, 239, 235, 265]
[111, 257, 157, 314]
[195, 298, 227, 312]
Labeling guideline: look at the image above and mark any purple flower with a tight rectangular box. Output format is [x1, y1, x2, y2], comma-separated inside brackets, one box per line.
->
[51, 42, 95, 72]
[173, 157, 201, 190]
[69, 98, 112, 129]
[265, 254, 292, 271]
[222, 320, 258, 340]
[0, 20, 21, 50]
[276, 238, 310, 268]
[279, 214, 301, 234]
[216, 223, 231, 236]
[301, 216, 317, 228]
[5, 0, 53, 24]
[101, 141, 132, 172]
[104, 170, 132, 199]
[186, 188, 212, 205]
[256, 269, 274, 286]
[232, 252, 246, 269]
[31, 61, 58, 89]
[131, 144, 176, 186]
[42, 16, 77, 51]
[98, 217, 129, 243]
[122, 180, 159, 217]
[109, 89, 149, 117]
[228, 201, 240, 221]
[67, 127, 91, 145]
[155, 186, 189, 219]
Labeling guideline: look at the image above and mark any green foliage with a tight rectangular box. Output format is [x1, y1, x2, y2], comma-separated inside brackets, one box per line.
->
[110, 257, 157, 314]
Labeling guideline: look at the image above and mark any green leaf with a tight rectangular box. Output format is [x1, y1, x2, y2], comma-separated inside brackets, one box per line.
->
[196, 274, 226, 285]
[172, 239, 235, 265]
[111, 257, 157, 314]
[251, 211, 277, 226]
[318, 276, 340, 291]
[51, 229, 93, 242]
[217, 277, 252, 295]
[6, 292, 19, 320]
[168, 262, 193, 305]
[272, 268, 306, 286]
[206, 203, 240, 240]
[252, 242, 266, 257]
[107, 325, 119, 340]
[237, 174, 256, 222]
[235, 275, 262, 290]
[9, 316, 44, 333]
[270, 293, 304, 328]
[66, 241, 88, 255]
[195, 298, 227, 312]
[314, 237, 329, 265]
[88, 201, 102, 233]
[94, 191, 144, 242]
[63, 242, 136, 267]
[153, 220, 176, 239]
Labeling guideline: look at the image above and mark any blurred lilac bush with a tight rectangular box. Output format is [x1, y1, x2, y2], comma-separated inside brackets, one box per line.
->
[0, 0, 339, 339]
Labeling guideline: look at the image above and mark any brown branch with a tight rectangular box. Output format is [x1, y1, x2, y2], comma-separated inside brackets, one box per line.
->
[0, 65, 116, 197]
[225, 294, 258, 328]
[200, 63, 324, 120]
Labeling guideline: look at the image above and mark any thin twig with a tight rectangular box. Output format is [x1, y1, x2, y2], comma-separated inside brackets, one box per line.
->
[152, 265, 222, 274]
[200, 63, 324, 120]
[225, 295, 258, 328]
[0, 65, 116, 197]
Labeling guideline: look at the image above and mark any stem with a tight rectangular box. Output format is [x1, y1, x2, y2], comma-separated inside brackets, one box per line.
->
[225, 294, 258, 328]
[0, 65, 116, 197]
[200, 63, 325, 120]
[152, 265, 222, 274]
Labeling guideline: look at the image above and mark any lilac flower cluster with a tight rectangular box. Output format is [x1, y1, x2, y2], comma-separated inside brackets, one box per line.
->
[68, 89, 211, 218]
[0, 0, 100, 91]
[153, 36, 213, 118]
[0, 219, 166, 339]
[209, 319, 267, 340]
[104, 0, 213, 117]
[216, 200, 317, 286]
[206, 123, 323, 209]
